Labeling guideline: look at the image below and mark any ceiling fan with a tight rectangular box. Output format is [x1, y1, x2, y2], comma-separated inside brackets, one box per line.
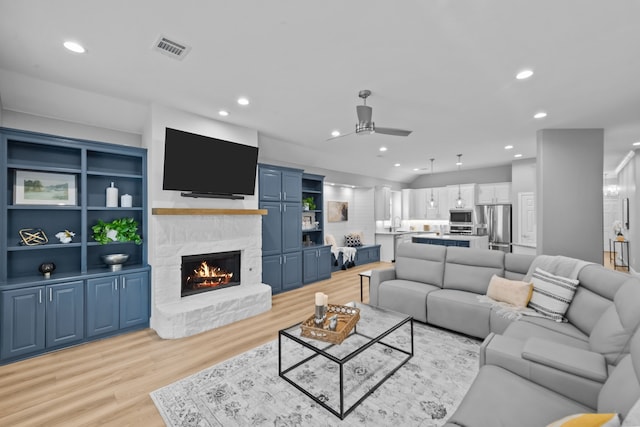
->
[329, 90, 413, 140]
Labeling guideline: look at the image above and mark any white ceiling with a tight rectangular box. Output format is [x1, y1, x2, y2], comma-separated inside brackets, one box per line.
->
[0, 1, 639, 183]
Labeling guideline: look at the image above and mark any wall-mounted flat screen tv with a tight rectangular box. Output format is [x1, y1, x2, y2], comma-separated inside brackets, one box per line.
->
[162, 127, 259, 198]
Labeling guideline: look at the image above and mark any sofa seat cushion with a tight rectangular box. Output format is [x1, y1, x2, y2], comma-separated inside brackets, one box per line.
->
[447, 365, 591, 427]
[520, 316, 590, 342]
[427, 289, 491, 338]
[378, 279, 439, 323]
[504, 320, 590, 350]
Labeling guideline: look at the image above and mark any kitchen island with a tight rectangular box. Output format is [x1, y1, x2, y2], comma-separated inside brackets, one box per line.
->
[412, 233, 489, 249]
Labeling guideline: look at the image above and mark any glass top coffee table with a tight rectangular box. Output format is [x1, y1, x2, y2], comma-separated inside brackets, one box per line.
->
[278, 302, 413, 419]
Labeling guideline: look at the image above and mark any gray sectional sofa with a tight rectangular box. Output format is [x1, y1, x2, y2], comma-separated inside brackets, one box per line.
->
[370, 242, 640, 425]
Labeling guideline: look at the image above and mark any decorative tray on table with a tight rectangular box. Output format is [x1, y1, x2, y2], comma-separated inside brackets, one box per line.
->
[300, 304, 360, 344]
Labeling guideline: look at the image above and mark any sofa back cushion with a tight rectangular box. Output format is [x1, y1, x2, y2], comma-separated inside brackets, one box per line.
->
[589, 278, 640, 365]
[504, 253, 534, 280]
[443, 247, 505, 294]
[566, 264, 629, 335]
[598, 328, 640, 418]
[395, 242, 446, 287]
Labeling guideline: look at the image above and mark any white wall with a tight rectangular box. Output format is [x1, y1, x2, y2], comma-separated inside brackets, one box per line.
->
[323, 185, 375, 246]
[1, 110, 141, 147]
[144, 103, 258, 209]
[409, 164, 512, 188]
[537, 129, 604, 263]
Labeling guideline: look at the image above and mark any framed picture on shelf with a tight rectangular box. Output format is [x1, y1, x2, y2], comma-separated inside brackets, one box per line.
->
[14, 170, 77, 206]
[302, 214, 313, 229]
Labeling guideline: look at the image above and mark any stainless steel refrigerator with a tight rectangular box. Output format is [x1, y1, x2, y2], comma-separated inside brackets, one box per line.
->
[474, 204, 512, 252]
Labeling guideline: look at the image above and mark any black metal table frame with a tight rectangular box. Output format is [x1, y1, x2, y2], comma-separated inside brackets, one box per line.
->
[278, 316, 414, 420]
[609, 238, 630, 271]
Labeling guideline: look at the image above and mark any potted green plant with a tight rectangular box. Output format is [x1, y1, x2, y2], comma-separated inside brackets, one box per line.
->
[92, 217, 142, 245]
[302, 196, 316, 211]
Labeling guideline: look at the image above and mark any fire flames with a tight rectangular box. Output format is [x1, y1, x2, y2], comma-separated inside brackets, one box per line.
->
[186, 261, 234, 288]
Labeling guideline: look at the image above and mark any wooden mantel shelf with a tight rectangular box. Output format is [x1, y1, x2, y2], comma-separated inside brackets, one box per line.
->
[152, 208, 268, 216]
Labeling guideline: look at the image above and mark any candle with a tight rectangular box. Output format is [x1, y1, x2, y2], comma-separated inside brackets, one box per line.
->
[315, 292, 324, 306]
[323, 293, 328, 307]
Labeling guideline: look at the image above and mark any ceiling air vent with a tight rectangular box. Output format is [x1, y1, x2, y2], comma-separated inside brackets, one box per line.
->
[153, 35, 191, 60]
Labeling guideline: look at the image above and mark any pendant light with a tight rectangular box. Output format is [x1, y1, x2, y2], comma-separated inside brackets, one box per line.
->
[455, 154, 464, 208]
[429, 158, 437, 208]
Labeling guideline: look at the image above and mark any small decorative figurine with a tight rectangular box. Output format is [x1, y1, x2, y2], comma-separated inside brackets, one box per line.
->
[328, 315, 338, 331]
[39, 262, 56, 279]
[55, 230, 75, 244]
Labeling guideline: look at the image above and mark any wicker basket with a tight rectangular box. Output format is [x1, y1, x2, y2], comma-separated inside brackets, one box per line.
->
[300, 304, 360, 344]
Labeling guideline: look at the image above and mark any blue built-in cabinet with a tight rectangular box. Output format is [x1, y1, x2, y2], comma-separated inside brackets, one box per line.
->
[0, 128, 150, 364]
[259, 165, 303, 294]
[259, 165, 332, 294]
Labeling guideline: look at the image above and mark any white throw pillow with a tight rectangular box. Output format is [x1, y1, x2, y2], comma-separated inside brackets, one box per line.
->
[528, 267, 579, 322]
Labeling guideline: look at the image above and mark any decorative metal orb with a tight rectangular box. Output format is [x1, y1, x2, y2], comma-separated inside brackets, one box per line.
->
[39, 262, 56, 278]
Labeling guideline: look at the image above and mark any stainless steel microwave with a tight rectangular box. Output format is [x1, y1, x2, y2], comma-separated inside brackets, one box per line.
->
[449, 209, 473, 224]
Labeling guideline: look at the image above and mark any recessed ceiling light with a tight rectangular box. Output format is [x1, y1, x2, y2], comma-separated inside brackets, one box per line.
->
[413, 168, 419, 171]
[514, 153, 523, 158]
[516, 69, 534, 80]
[237, 97, 250, 106]
[218, 110, 229, 117]
[63, 41, 86, 53]
[633, 141, 640, 146]
[379, 147, 387, 152]
[534, 112, 547, 119]
[331, 130, 340, 137]
[394, 163, 401, 167]
[504, 145, 514, 150]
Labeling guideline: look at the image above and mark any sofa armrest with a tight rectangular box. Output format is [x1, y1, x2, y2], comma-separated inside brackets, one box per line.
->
[522, 337, 607, 383]
[369, 268, 396, 306]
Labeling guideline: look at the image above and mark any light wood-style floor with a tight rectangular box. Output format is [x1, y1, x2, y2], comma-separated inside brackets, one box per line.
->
[0, 262, 389, 427]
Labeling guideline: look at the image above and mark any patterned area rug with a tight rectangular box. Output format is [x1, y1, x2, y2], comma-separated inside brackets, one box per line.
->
[150, 323, 480, 426]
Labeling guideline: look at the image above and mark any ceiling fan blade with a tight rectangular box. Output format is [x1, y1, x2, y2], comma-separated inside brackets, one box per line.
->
[375, 127, 413, 137]
[326, 130, 355, 141]
[356, 105, 372, 125]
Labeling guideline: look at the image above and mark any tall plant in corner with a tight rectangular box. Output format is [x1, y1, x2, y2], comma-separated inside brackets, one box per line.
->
[92, 217, 142, 245]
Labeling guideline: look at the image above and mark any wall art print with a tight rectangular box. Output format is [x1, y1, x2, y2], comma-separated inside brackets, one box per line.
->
[14, 170, 77, 206]
[328, 201, 348, 222]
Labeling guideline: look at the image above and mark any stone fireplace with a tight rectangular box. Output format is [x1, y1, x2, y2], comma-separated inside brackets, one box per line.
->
[149, 213, 272, 339]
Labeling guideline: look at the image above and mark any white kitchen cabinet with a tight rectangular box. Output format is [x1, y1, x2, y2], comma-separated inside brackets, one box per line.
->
[477, 182, 512, 204]
[401, 189, 412, 220]
[447, 184, 476, 210]
[374, 186, 391, 220]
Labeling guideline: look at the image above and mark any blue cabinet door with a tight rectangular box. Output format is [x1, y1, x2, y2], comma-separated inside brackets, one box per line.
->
[1, 287, 45, 359]
[302, 248, 318, 284]
[282, 202, 302, 253]
[282, 251, 302, 291]
[259, 167, 282, 201]
[317, 246, 332, 280]
[282, 171, 302, 202]
[261, 201, 282, 256]
[86, 277, 119, 337]
[262, 254, 283, 294]
[119, 272, 149, 329]
[46, 281, 84, 348]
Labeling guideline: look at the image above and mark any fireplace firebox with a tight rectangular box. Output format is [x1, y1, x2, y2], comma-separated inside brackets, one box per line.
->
[181, 250, 241, 297]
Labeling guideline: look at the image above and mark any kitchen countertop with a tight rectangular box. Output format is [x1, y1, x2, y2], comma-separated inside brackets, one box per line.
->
[375, 230, 417, 235]
[413, 233, 488, 241]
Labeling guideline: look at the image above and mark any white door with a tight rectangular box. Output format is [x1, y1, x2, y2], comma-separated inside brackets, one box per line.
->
[518, 192, 536, 245]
